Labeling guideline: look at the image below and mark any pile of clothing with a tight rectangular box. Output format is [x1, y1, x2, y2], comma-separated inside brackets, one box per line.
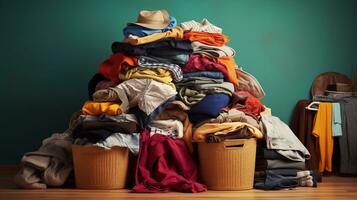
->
[14, 9, 316, 192]
[254, 115, 317, 189]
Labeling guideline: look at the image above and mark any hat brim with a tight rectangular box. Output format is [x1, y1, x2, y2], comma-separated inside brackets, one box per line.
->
[128, 21, 170, 30]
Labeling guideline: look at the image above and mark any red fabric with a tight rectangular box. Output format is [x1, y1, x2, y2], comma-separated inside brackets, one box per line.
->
[182, 54, 229, 79]
[99, 53, 137, 84]
[133, 130, 207, 193]
[226, 92, 265, 120]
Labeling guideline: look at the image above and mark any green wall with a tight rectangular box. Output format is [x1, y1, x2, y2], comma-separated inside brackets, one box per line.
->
[1, 0, 356, 164]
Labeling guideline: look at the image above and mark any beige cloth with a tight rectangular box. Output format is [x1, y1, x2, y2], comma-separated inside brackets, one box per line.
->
[236, 67, 265, 99]
[149, 119, 184, 138]
[180, 18, 222, 33]
[14, 131, 73, 189]
[214, 109, 260, 128]
[191, 41, 235, 58]
[93, 79, 177, 115]
[193, 122, 264, 142]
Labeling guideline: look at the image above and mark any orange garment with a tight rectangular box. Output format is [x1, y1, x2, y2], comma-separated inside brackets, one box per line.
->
[312, 103, 333, 173]
[123, 26, 184, 45]
[203, 55, 239, 85]
[99, 53, 137, 84]
[183, 31, 229, 47]
[82, 101, 121, 116]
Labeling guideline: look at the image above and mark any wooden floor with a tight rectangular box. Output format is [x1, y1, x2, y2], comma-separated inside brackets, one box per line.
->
[1, 166, 357, 200]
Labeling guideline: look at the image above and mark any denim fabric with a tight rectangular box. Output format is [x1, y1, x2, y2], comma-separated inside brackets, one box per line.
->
[183, 71, 224, 79]
[254, 171, 299, 190]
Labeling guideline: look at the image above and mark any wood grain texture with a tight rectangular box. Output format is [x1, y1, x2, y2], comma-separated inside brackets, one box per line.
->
[1, 166, 357, 200]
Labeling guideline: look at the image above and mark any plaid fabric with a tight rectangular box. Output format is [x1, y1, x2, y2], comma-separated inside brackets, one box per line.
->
[137, 57, 183, 82]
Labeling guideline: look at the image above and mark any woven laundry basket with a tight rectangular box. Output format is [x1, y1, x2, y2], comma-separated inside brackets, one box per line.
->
[72, 144, 129, 189]
[198, 138, 257, 190]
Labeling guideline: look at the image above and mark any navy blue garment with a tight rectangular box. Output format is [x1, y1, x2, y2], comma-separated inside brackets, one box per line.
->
[183, 71, 224, 80]
[254, 171, 299, 190]
[188, 93, 230, 123]
[111, 38, 193, 57]
[254, 170, 317, 190]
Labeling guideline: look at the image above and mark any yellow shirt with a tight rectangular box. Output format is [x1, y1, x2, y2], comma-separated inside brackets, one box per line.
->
[82, 101, 121, 116]
[123, 26, 184, 45]
[193, 122, 263, 142]
[312, 102, 333, 172]
[120, 67, 175, 89]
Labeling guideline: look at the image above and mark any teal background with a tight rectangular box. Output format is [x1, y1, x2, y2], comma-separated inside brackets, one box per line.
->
[0, 0, 356, 164]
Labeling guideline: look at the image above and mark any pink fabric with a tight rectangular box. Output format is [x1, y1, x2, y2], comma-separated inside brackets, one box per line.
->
[181, 55, 229, 81]
[133, 130, 207, 193]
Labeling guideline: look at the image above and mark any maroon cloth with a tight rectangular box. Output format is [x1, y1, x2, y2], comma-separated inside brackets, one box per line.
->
[226, 91, 265, 120]
[181, 54, 229, 80]
[133, 130, 207, 193]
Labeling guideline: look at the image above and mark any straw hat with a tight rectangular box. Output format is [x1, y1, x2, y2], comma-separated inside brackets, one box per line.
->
[128, 9, 170, 29]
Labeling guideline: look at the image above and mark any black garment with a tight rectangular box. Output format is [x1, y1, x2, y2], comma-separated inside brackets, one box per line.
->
[339, 96, 357, 174]
[111, 38, 193, 57]
[72, 125, 133, 143]
[87, 73, 108, 100]
[205, 127, 253, 143]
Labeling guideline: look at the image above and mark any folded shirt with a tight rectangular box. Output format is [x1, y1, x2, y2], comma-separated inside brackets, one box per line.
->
[191, 41, 235, 57]
[184, 31, 229, 47]
[137, 56, 183, 82]
[255, 159, 306, 171]
[181, 55, 238, 85]
[119, 67, 176, 89]
[183, 71, 224, 79]
[82, 101, 122, 116]
[180, 18, 222, 33]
